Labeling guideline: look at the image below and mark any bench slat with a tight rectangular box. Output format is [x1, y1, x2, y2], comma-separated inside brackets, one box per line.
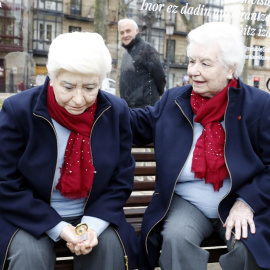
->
[133, 180, 155, 191]
[125, 195, 152, 207]
[134, 166, 156, 176]
[132, 152, 155, 161]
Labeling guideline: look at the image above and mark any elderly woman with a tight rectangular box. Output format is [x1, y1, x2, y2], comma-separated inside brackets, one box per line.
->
[0, 32, 137, 270]
[131, 22, 270, 270]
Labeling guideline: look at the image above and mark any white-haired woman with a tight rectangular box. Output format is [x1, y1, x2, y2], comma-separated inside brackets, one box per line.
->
[130, 22, 270, 269]
[0, 32, 137, 270]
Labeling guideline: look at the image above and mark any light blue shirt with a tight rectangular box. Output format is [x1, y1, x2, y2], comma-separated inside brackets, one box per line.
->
[175, 120, 230, 218]
[46, 119, 109, 241]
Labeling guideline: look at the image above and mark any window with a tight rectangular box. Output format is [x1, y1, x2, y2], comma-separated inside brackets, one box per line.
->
[70, 0, 81, 15]
[35, 0, 62, 12]
[46, 24, 52, 41]
[69, 26, 81, 32]
[166, 39, 175, 62]
[38, 22, 54, 42]
[39, 23, 44, 40]
[0, 2, 23, 49]
[252, 45, 264, 67]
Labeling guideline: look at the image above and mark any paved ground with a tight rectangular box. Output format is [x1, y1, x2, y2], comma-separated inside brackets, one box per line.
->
[0, 93, 15, 99]
[154, 264, 221, 270]
[207, 263, 222, 270]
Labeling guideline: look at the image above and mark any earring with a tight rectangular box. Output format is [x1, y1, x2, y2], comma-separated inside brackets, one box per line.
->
[49, 81, 53, 86]
[228, 75, 232, 80]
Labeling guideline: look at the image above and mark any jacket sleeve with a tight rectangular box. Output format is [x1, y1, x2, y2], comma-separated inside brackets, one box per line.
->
[146, 45, 166, 96]
[83, 100, 135, 227]
[130, 89, 169, 146]
[0, 99, 62, 238]
[235, 95, 270, 213]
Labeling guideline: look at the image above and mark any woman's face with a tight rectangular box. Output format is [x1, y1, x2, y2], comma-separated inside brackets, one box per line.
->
[52, 70, 100, 115]
[187, 45, 234, 98]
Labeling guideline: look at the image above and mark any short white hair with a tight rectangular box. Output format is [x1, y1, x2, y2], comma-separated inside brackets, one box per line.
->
[47, 32, 112, 81]
[187, 22, 245, 79]
[118, 18, 139, 31]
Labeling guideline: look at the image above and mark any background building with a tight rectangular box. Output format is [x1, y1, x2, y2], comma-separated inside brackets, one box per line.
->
[0, 0, 269, 93]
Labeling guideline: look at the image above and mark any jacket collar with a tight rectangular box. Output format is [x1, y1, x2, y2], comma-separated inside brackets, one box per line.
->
[33, 76, 52, 120]
[175, 85, 194, 124]
[174, 79, 243, 124]
[121, 33, 142, 50]
[33, 76, 112, 121]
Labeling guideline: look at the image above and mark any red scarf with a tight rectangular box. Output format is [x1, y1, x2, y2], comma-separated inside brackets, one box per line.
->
[47, 84, 97, 199]
[190, 79, 237, 191]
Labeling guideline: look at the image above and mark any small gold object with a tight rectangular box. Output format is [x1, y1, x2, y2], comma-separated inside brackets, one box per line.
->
[75, 223, 88, 237]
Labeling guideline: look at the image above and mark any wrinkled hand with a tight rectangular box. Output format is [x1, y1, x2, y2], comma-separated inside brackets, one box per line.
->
[60, 225, 98, 255]
[224, 200, 256, 241]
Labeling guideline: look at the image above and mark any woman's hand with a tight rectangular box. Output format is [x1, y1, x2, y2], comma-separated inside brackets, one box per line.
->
[224, 200, 256, 241]
[60, 225, 82, 243]
[62, 227, 98, 256]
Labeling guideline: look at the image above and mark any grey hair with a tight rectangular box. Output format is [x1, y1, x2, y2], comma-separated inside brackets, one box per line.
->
[46, 32, 112, 82]
[187, 22, 245, 79]
[118, 18, 139, 31]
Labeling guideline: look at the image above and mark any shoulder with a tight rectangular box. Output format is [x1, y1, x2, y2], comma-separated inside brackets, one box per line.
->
[98, 90, 128, 110]
[238, 80, 270, 102]
[3, 86, 41, 114]
[166, 85, 192, 99]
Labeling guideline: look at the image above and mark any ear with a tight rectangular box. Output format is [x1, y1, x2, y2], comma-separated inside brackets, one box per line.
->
[136, 28, 140, 34]
[227, 65, 235, 80]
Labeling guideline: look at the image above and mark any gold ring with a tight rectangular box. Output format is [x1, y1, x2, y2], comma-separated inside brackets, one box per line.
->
[75, 223, 88, 236]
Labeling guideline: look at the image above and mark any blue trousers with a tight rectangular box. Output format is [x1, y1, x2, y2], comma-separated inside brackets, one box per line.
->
[7, 226, 125, 270]
[159, 194, 261, 270]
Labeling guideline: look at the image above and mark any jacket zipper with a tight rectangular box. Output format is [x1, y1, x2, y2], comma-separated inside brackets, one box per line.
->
[217, 89, 235, 248]
[145, 100, 194, 254]
[2, 229, 20, 270]
[83, 106, 129, 268]
[111, 227, 129, 270]
[82, 106, 111, 211]
[33, 113, 58, 204]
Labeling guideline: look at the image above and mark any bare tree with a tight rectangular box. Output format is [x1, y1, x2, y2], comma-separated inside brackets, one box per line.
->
[94, 0, 108, 40]
[115, 0, 134, 97]
[241, 3, 256, 83]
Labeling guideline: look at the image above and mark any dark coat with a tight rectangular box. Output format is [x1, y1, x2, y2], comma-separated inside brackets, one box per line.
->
[130, 80, 270, 270]
[120, 34, 166, 109]
[0, 77, 137, 270]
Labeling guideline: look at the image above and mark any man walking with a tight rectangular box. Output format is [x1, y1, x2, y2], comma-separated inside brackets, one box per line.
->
[118, 18, 166, 109]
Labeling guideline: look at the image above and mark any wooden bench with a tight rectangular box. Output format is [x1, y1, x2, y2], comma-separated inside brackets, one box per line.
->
[54, 145, 227, 269]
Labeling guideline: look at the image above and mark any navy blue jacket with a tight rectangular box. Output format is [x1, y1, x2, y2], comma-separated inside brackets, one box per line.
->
[0, 77, 137, 270]
[131, 80, 270, 269]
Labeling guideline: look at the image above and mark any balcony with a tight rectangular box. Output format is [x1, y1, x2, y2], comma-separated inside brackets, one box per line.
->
[0, 36, 23, 52]
[165, 55, 188, 69]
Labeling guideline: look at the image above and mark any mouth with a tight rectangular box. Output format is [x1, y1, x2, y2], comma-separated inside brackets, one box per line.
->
[193, 80, 205, 85]
[70, 106, 85, 110]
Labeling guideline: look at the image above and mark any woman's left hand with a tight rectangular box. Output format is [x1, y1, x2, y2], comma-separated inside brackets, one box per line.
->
[67, 229, 98, 256]
[224, 200, 256, 241]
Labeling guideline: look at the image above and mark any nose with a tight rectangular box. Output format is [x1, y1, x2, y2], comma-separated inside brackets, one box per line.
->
[188, 63, 201, 77]
[72, 89, 84, 105]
